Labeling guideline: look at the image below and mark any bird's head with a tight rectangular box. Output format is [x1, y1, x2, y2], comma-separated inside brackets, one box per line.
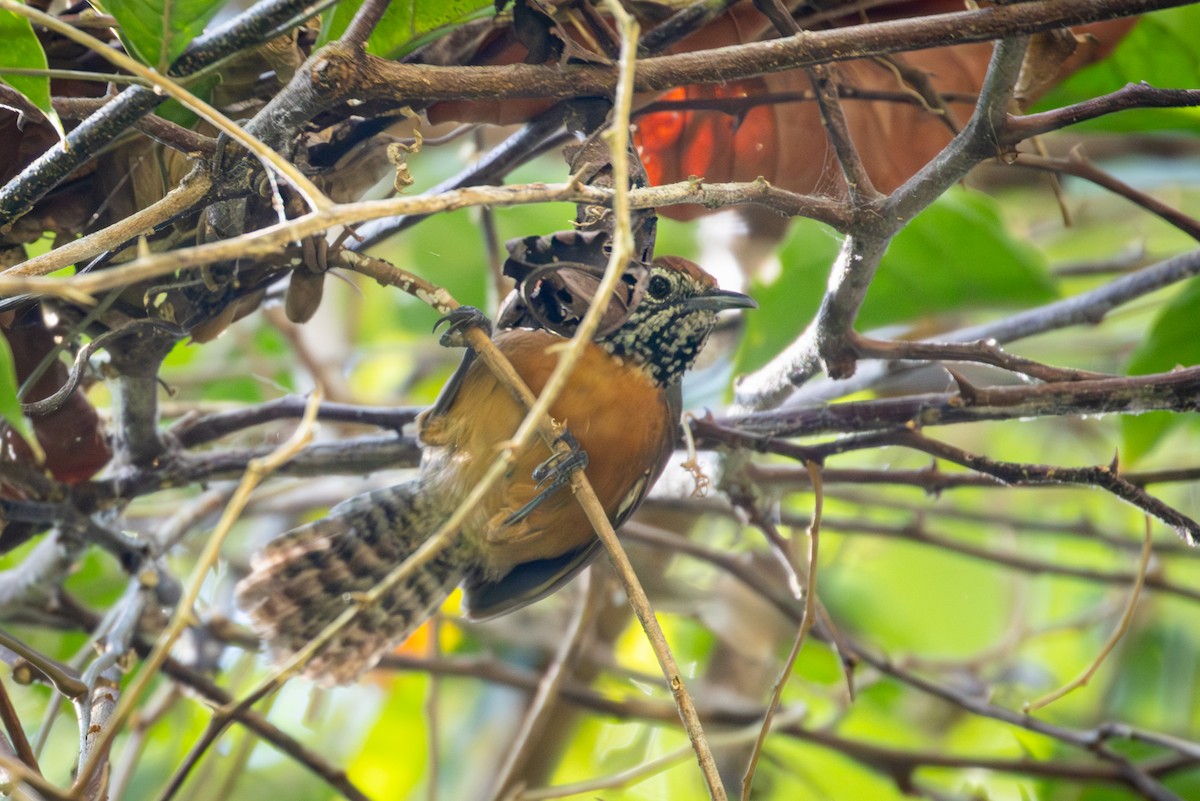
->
[600, 255, 756, 387]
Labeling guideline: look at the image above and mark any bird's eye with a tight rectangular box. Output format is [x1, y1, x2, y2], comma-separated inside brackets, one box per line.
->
[647, 274, 672, 300]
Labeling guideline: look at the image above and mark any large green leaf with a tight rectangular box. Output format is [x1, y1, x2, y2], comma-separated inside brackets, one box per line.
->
[1121, 276, 1200, 462]
[1033, 6, 1200, 134]
[864, 188, 1057, 329]
[100, 0, 227, 71]
[318, 0, 493, 59]
[0, 7, 61, 135]
[734, 219, 840, 375]
[735, 189, 1055, 374]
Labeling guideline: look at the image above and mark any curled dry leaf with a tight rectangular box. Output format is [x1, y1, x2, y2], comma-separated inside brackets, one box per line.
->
[285, 268, 327, 324]
[426, 1, 1137, 219]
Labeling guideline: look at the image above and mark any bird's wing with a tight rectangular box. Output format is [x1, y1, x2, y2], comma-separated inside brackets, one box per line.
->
[461, 384, 682, 620]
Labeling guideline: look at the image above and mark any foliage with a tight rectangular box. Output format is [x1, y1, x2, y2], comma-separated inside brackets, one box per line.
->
[0, 2, 1198, 801]
[99, 0, 227, 70]
[317, 0, 494, 57]
[0, 7, 59, 135]
[1034, 4, 1200, 132]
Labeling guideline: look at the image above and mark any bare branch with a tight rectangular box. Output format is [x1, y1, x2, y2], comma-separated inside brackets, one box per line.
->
[1006, 83, 1200, 141]
[343, 1, 1189, 105]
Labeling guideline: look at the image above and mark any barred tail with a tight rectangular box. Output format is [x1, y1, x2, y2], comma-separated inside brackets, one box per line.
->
[235, 482, 467, 685]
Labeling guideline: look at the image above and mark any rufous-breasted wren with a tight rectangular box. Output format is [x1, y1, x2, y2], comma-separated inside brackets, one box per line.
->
[236, 251, 755, 683]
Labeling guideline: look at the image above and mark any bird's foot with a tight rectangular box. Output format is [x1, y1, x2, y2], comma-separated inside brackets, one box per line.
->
[433, 306, 492, 348]
[505, 431, 589, 525]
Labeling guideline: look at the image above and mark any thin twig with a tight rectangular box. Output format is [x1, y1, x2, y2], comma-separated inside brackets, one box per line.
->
[851, 334, 1114, 383]
[782, 512, 1200, 604]
[714, 365, 1200, 442]
[821, 489, 1200, 556]
[808, 64, 880, 204]
[1023, 517, 1155, 712]
[139, 648, 369, 801]
[741, 462, 822, 801]
[6, 168, 212, 280]
[780, 247, 1200, 408]
[0, 630, 88, 699]
[0, 1, 330, 212]
[349, 12, 728, 799]
[572, 5, 727, 797]
[342, 1, 1192, 106]
[7, 182, 581, 291]
[733, 35, 1031, 407]
[1012, 150, 1200, 242]
[72, 390, 324, 793]
[159, 717, 233, 801]
[169, 396, 420, 448]
[107, 686, 179, 801]
[519, 707, 809, 801]
[373, 649, 1196, 792]
[348, 34, 732, 801]
[0, 751, 70, 801]
[0, 67, 143, 85]
[1005, 83, 1200, 142]
[339, 0, 390, 48]
[4, 178, 844, 295]
[54, 97, 218, 155]
[892, 430, 1199, 545]
[0, 679, 39, 775]
[635, 87, 978, 117]
[206, 693, 275, 801]
[490, 573, 595, 800]
[848, 648, 1183, 801]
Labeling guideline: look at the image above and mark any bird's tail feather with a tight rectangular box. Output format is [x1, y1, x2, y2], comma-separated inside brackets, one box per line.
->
[236, 481, 467, 685]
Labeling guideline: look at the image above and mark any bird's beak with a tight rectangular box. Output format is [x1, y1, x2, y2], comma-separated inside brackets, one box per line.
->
[683, 289, 758, 312]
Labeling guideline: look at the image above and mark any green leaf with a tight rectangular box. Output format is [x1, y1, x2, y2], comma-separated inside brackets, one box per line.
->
[735, 189, 1055, 375]
[156, 72, 220, 128]
[1033, 7, 1200, 134]
[863, 188, 1056, 329]
[318, 0, 493, 59]
[735, 219, 841, 375]
[100, 0, 227, 71]
[1121, 277, 1200, 462]
[0, 7, 62, 137]
[1122, 411, 1177, 465]
[0, 333, 37, 453]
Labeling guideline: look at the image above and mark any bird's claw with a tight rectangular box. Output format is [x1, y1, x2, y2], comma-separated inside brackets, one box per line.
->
[535, 434, 590, 484]
[505, 432, 589, 525]
[433, 306, 492, 348]
[532, 431, 588, 486]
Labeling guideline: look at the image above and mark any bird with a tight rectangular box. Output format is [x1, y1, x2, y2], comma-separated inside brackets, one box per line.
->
[235, 252, 755, 684]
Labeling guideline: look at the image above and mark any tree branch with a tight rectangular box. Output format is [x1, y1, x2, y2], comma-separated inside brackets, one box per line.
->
[344, 0, 1189, 105]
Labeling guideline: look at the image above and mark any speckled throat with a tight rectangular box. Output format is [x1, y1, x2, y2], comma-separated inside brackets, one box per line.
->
[600, 305, 720, 388]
